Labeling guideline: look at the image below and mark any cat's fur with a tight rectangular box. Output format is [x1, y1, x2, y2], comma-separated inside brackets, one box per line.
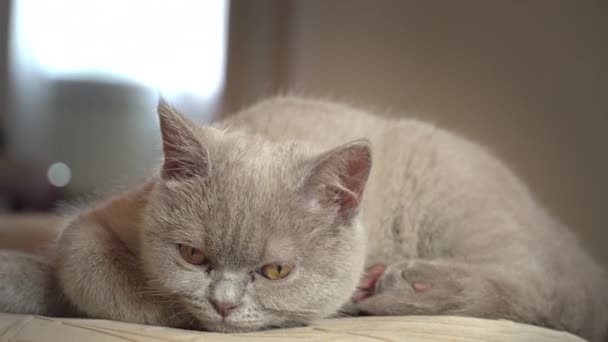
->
[1, 97, 606, 340]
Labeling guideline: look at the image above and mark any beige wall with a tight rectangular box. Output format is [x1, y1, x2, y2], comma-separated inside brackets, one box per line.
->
[224, 0, 608, 267]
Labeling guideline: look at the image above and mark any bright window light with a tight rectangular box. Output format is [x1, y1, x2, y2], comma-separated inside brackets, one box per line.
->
[13, 0, 228, 97]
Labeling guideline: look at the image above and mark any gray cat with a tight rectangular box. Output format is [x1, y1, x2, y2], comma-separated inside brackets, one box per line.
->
[1, 97, 606, 340]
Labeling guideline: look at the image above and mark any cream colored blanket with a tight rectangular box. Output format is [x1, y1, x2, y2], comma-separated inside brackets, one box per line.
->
[0, 314, 583, 342]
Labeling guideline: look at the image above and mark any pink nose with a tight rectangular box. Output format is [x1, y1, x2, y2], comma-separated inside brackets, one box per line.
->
[210, 300, 239, 317]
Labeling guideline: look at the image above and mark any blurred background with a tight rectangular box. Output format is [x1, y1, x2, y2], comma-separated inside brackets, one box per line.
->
[0, 1, 606, 267]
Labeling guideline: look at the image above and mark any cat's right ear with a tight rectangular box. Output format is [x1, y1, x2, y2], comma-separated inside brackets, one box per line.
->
[158, 99, 211, 180]
[303, 139, 372, 223]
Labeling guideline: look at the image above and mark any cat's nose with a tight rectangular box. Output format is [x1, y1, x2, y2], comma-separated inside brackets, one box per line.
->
[210, 300, 239, 317]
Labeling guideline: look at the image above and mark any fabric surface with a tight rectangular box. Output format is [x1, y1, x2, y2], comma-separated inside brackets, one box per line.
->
[0, 313, 584, 342]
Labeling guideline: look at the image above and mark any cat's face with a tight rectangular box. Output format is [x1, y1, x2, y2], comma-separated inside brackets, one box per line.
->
[139, 102, 370, 332]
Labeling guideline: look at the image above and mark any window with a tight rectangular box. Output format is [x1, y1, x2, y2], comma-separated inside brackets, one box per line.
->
[13, 0, 229, 99]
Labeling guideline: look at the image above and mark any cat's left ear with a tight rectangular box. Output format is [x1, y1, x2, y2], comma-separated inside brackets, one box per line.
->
[157, 99, 211, 180]
[303, 139, 372, 222]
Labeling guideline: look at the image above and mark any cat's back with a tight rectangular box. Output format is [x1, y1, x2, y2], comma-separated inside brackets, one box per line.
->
[221, 96, 530, 209]
[220, 96, 439, 232]
[221, 97, 576, 262]
[221, 96, 398, 146]
[221, 97, 530, 257]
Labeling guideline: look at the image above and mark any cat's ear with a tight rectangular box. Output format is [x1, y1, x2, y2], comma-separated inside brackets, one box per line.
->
[157, 99, 210, 180]
[303, 139, 372, 222]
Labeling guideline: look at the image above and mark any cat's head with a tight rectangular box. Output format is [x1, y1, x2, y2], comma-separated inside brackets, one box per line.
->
[140, 101, 371, 332]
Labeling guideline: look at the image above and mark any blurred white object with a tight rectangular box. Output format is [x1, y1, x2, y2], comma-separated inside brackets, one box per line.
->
[14, 0, 228, 99]
[7, 0, 229, 194]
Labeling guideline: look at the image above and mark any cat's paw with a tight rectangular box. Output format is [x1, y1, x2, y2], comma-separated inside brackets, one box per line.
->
[355, 260, 468, 315]
[375, 260, 447, 294]
[352, 264, 386, 301]
[340, 264, 386, 316]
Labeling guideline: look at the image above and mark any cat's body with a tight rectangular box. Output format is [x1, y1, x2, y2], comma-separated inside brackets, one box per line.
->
[225, 98, 608, 339]
[1, 97, 606, 340]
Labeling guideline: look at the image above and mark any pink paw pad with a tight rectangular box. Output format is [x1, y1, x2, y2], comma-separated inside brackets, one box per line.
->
[353, 264, 386, 301]
[411, 281, 429, 292]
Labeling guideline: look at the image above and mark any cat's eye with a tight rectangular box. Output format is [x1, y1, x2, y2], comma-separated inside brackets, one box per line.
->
[178, 244, 206, 265]
[258, 263, 293, 280]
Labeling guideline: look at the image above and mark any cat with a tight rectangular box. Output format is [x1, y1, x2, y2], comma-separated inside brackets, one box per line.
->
[1, 97, 606, 340]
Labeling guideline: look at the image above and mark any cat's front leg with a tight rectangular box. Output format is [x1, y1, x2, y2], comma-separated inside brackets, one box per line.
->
[354, 259, 517, 318]
[57, 219, 194, 327]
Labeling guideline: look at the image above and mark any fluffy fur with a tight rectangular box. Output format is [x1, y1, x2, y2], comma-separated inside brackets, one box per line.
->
[0, 97, 606, 340]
